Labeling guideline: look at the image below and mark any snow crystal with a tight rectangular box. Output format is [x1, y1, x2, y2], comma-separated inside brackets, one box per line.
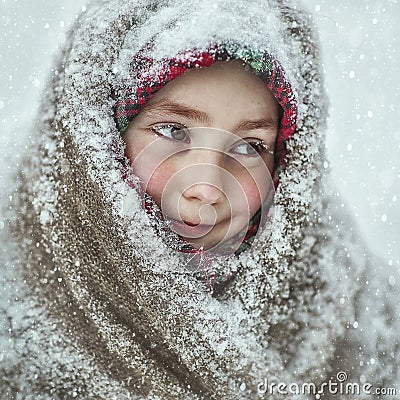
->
[39, 209, 52, 225]
[388, 275, 396, 287]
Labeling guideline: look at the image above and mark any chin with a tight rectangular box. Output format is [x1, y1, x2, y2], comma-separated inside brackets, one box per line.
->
[185, 232, 236, 252]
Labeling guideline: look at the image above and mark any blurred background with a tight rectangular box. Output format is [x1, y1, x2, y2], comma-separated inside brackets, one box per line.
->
[1, 0, 399, 265]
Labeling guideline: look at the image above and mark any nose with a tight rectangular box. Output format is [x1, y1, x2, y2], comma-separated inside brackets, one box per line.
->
[183, 182, 224, 205]
[181, 150, 225, 205]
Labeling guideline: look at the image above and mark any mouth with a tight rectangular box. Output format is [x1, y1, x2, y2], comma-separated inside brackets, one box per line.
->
[183, 220, 200, 227]
[168, 219, 214, 238]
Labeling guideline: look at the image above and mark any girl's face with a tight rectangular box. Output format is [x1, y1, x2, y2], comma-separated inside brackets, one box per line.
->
[123, 60, 280, 251]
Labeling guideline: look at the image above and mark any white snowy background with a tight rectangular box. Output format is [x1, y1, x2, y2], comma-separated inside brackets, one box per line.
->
[0, 0, 399, 267]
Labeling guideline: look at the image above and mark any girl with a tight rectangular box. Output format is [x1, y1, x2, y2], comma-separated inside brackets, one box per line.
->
[1, 0, 398, 398]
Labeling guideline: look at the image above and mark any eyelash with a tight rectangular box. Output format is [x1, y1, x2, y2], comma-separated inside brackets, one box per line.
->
[151, 123, 190, 143]
[150, 123, 275, 157]
[233, 139, 275, 157]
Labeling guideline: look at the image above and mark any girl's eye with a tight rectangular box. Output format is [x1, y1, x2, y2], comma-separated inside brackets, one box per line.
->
[151, 124, 190, 143]
[231, 140, 274, 157]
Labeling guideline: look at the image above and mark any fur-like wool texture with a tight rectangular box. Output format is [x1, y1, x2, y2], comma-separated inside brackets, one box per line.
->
[1, 0, 399, 399]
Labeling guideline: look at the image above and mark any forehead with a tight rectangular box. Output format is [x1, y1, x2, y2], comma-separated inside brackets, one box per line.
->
[141, 60, 280, 124]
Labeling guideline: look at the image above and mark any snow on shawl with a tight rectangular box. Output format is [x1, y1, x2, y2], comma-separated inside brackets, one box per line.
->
[1, 0, 399, 398]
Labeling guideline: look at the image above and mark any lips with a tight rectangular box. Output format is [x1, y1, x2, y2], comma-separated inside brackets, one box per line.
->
[168, 219, 214, 238]
[183, 220, 199, 227]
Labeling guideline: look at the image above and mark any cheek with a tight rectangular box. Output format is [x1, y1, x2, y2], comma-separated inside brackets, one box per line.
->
[235, 166, 271, 218]
[144, 164, 175, 207]
[242, 180, 263, 216]
[125, 133, 175, 206]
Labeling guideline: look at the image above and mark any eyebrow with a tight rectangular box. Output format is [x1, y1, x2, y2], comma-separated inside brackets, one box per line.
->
[233, 118, 278, 133]
[142, 98, 211, 125]
[142, 97, 279, 133]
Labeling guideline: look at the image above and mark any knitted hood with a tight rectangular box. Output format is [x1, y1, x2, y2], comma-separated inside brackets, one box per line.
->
[1, 0, 399, 399]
